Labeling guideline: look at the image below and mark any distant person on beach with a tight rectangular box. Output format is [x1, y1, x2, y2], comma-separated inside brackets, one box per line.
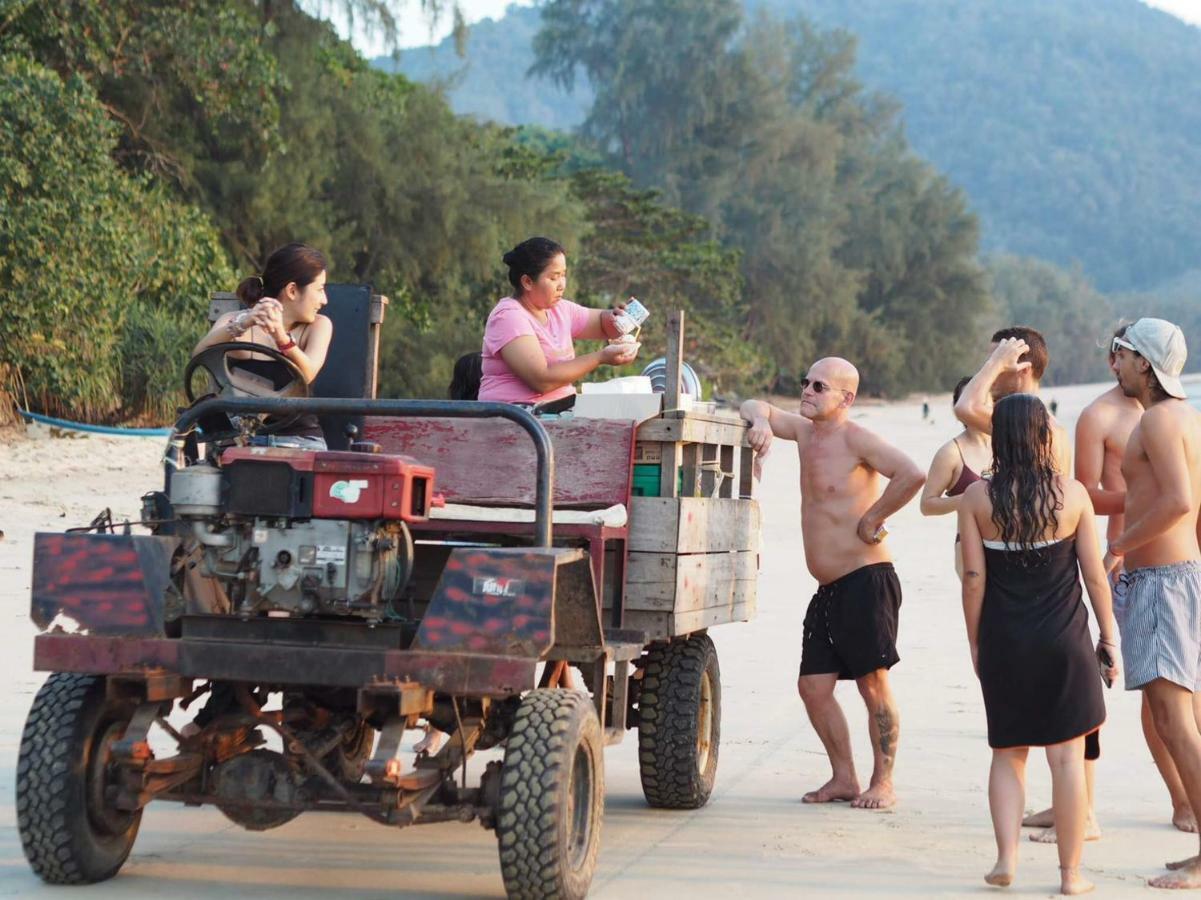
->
[1074, 325, 1198, 836]
[920, 376, 991, 579]
[1105, 318, 1201, 889]
[959, 393, 1118, 896]
[449, 351, 483, 401]
[741, 358, 925, 811]
[478, 237, 637, 406]
[955, 326, 1072, 475]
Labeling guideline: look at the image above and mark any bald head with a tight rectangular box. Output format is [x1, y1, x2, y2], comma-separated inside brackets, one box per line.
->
[809, 357, 860, 395]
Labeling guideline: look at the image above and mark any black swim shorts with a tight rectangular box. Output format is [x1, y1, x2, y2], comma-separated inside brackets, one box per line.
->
[799, 562, 902, 680]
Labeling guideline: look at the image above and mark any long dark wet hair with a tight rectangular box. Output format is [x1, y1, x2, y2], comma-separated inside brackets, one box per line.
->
[988, 393, 1063, 566]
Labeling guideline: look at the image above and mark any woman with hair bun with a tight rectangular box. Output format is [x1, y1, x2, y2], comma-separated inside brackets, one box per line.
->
[478, 237, 638, 406]
[192, 241, 334, 448]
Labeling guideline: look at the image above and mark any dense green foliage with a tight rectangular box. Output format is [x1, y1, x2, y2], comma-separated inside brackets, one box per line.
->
[388, 0, 1201, 294]
[532, 0, 991, 395]
[0, 53, 233, 421]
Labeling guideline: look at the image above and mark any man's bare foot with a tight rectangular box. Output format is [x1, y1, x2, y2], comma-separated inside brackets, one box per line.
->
[1060, 867, 1095, 895]
[984, 861, 1014, 887]
[802, 776, 860, 804]
[1174, 806, 1199, 834]
[851, 782, 896, 810]
[1030, 813, 1102, 844]
[1022, 806, 1054, 828]
[1150, 858, 1201, 889]
[1164, 855, 1200, 871]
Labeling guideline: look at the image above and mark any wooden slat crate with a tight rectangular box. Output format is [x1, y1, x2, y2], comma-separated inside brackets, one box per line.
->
[612, 496, 760, 641]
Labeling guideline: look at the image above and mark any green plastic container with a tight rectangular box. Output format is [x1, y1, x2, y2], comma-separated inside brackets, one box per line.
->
[632, 463, 684, 497]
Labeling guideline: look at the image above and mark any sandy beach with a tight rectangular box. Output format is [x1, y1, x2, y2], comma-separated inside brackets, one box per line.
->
[1, 378, 1200, 898]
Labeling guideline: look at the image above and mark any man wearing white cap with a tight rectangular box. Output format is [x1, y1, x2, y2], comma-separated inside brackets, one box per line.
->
[1107, 317, 1201, 889]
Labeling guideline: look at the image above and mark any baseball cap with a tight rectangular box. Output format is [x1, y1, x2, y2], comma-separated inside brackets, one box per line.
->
[1123, 317, 1188, 400]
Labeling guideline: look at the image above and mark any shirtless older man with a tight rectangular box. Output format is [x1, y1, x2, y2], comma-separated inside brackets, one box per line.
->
[1106, 318, 1201, 889]
[741, 357, 925, 810]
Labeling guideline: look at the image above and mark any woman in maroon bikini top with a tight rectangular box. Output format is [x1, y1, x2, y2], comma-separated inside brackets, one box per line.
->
[919, 379, 993, 578]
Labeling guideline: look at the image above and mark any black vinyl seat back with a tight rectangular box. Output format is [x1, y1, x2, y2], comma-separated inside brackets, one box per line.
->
[207, 284, 387, 450]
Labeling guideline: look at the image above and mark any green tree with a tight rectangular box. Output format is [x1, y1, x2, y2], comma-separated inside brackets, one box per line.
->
[0, 54, 232, 420]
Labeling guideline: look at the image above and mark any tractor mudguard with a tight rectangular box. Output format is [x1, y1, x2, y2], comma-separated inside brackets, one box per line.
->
[415, 547, 602, 658]
[31, 533, 180, 636]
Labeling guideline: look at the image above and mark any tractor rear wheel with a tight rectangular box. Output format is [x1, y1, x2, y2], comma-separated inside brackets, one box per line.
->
[496, 689, 603, 900]
[17, 673, 142, 884]
[637, 634, 721, 809]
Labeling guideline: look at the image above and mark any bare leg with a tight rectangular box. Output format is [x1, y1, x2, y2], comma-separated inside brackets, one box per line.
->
[851, 668, 898, 809]
[1032, 757, 1102, 843]
[1046, 738, 1094, 894]
[1144, 691, 1198, 833]
[1144, 681, 1201, 889]
[798, 673, 860, 802]
[987, 746, 1028, 887]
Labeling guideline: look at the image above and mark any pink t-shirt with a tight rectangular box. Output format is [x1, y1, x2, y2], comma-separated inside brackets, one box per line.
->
[479, 297, 592, 404]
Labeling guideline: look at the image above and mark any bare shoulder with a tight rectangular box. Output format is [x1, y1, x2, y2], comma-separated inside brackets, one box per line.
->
[961, 478, 989, 510]
[1142, 400, 1193, 434]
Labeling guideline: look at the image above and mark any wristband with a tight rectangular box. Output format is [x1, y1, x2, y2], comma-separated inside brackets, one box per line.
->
[276, 337, 297, 352]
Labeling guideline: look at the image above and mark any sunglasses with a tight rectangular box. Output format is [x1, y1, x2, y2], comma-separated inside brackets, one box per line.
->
[1111, 336, 1137, 355]
[801, 377, 848, 395]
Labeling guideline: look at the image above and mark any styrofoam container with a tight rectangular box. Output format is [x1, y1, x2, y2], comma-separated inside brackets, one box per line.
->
[573, 392, 663, 421]
[580, 376, 653, 394]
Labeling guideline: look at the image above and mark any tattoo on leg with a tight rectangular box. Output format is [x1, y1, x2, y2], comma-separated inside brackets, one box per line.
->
[875, 708, 898, 770]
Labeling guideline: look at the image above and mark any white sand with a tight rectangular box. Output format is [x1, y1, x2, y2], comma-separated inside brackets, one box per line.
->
[0, 380, 1198, 897]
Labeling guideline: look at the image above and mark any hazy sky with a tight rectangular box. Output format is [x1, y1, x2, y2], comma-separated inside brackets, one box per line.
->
[336, 0, 1200, 56]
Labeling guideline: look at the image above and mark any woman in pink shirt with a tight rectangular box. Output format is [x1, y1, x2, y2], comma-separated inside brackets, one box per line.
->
[479, 237, 638, 405]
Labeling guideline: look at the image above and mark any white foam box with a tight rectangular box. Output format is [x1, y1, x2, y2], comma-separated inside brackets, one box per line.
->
[580, 376, 652, 394]
[573, 392, 663, 421]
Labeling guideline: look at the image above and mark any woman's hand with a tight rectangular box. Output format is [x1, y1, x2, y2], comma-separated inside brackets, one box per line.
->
[250, 298, 288, 343]
[600, 342, 638, 366]
[600, 299, 630, 340]
[1096, 638, 1121, 688]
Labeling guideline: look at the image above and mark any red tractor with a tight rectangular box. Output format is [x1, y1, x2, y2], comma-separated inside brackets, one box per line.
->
[17, 302, 758, 899]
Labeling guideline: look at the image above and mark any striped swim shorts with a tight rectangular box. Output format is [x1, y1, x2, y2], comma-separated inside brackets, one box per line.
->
[1114, 561, 1201, 691]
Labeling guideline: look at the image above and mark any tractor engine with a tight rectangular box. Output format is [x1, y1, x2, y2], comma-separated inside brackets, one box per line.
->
[168, 446, 435, 618]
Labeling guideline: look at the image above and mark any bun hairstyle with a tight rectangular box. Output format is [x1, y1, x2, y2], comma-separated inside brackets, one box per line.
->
[502, 237, 566, 295]
[236, 242, 328, 306]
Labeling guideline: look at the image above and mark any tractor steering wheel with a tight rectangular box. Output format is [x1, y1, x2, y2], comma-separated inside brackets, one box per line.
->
[183, 342, 309, 436]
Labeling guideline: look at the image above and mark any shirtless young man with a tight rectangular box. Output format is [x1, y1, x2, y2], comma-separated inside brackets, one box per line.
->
[741, 357, 925, 810]
[1079, 326, 1197, 834]
[1105, 318, 1201, 889]
[954, 326, 1073, 475]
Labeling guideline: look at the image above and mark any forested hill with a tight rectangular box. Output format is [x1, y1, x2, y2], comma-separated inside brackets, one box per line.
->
[381, 0, 1201, 293]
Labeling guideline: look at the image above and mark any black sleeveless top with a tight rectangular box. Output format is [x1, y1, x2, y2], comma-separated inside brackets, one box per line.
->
[228, 357, 323, 439]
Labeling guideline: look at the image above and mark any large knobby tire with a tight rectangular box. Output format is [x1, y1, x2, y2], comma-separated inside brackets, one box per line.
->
[637, 634, 721, 809]
[17, 673, 142, 884]
[496, 689, 604, 900]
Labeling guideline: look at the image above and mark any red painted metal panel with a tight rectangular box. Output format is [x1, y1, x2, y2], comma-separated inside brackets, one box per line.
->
[363, 417, 635, 508]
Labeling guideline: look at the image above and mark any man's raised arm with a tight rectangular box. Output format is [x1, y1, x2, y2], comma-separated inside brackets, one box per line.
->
[851, 427, 926, 545]
[740, 398, 804, 459]
[954, 338, 1031, 434]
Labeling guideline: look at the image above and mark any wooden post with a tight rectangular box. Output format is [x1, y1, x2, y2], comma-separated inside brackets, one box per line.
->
[664, 310, 684, 413]
[658, 310, 686, 497]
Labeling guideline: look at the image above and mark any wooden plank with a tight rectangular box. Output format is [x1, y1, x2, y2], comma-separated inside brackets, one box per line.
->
[739, 445, 756, 499]
[624, 550, 757, 611]
[627, 498, 761, 553]
[664, 310, 684, 412]
[661, 409, 747, 425]
[681, 443, 701, 497]
[622, 597, 755, 642]
[635, 417, 750, 446]
[659, 441, 682, 498]
[364, 417, 635, 508]
[719, 444, 735, 499]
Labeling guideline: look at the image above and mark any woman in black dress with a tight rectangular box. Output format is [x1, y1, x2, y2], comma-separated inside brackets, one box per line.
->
[958, 393, 1120, 896]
